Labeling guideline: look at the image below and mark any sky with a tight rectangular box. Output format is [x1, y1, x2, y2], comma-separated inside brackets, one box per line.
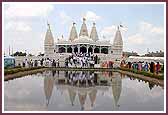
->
[3, 3, 165, 56]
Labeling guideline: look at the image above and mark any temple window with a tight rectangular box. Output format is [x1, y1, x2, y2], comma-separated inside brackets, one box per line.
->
[67, 47, 72, 53]
[101, 47, 108, 54]
[58, 47, 66, 53]
[94, 47, 100, 53]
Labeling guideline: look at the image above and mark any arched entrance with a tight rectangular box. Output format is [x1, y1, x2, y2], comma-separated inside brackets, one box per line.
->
[88, 47, 93, 54]
[94, 47, 100, 53]
[101, 47, 108, 54]
[67, 47, 72, 53]
[74, 47, 78, 53]
[58, 47, 66, 53]
[80, 46, 87, 53]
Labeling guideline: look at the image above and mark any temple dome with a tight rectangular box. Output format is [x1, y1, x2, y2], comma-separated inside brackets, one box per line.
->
[73, 35, 95, 44]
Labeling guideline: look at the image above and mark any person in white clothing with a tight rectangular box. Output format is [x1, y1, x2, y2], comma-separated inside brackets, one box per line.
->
[37, 60, 41, 67]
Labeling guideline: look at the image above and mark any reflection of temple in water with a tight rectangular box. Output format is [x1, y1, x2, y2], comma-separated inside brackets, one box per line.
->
[111, 72, 122, 110]
[43, 70, 122, 110]
[44, 71, 55, 106]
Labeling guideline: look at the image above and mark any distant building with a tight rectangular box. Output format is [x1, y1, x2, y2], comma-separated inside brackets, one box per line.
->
[144, 50, 164, 57]
[123, 51, 139, 57]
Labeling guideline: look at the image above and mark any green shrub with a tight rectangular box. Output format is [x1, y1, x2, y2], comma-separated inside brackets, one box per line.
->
[120, 67, 164, 80]
[4, 67, 44, 75]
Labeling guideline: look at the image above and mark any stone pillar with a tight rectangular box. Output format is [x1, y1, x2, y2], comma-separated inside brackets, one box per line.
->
[100, 46, 102, 53]
[72, 46, 74, 53]
[108, 47, 110, 54]
[57, 46, 60, 53]
[78, 45, 80, 53]
[93, 46, 96, 54]
[87, 45, 89, 54]
[65, 46, 67, 53]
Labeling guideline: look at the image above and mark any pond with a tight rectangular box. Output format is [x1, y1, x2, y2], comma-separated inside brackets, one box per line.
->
[4, 70, 164, 111]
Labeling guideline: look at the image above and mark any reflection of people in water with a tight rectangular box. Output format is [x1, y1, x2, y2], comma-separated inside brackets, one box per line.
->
[52, 70, 56, 77]
[57, 70, 59, 77]
[65, 71, 68, 78]
[66, 71, 97, 87]
[148, 82, 155, 90]
[109, 71, 113, 77]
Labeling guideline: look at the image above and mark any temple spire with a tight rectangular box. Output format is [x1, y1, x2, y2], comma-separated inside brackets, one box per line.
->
[79, 18, 89, 37]
[48, 23, 50, 30]
[9, 45, 10, 56]
[117, 26, 119, 30]
[44, 22, 54, 56]
[69, 22, 78, 41]
[113, 25, 123, 47]
[83, 18, 86, 22]
[90, 22, 99, 42]
[47, 21, 51, 30]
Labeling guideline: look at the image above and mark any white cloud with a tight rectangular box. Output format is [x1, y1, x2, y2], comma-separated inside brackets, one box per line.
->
[139, 21, 152, 31]
[127, 21, 164, 45]
[5, 4, 54, 18]
[82, 11, 101, 22]
[139, 21, 163, 35]
[5, 21, 32, 32]
[59, 11, 72, 24]
[127, 34, 145, 45]
[125, 21, 164, 54]
[100, 25, 127, 42]
[101, 25, 116, 37]
[151, 27, 163, 34]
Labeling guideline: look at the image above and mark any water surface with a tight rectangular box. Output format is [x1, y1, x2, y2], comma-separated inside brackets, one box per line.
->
[4, 70, 164, 111]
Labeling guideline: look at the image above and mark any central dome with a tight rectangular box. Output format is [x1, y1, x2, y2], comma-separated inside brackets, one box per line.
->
[73, 35, 95, 44]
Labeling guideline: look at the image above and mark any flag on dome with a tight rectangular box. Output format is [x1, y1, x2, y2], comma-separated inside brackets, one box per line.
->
[120, 24, 123, 27]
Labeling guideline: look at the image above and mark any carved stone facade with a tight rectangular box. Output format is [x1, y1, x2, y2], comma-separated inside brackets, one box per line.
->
[44, 18, 123, 66]
[44, 24, 54, 58]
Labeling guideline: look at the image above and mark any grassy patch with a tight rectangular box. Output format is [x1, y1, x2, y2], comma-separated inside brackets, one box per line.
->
[4, 67, 45, 75]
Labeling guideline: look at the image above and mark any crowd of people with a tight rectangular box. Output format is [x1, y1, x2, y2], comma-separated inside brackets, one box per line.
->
[120, 60, 163, 74]
[101, 61, 114, 68]
[20, 52, 100, 68]
[21, 58, 60, 68]
[65, 52, 99, 68]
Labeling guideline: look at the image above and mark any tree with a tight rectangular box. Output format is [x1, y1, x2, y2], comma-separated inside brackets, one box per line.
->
[13, 51, 26, 56]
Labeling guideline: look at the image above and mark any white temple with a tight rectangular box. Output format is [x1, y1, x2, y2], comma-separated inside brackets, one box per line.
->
[44, 18, 123, 66]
